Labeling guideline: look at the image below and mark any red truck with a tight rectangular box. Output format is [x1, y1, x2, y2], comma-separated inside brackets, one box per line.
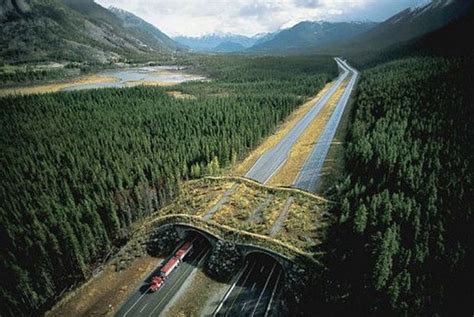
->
[148, 240, 195, 292]
[175, 241, 193, 261]
[149, 276, 164, 292]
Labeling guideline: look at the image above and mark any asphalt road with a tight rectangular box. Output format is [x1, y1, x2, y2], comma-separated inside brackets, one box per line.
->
[214, 254, 283, 317]
[294, 58, 359, 192]
[245, 58, 351, 184]
[115, 239, 210, 317]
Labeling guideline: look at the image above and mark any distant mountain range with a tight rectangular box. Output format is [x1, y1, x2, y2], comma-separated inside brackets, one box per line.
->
[0, 0, 471, 63]
[173, 33, 268, 52]
[248, 21, 378, 53]
[0, 0, 183, 63]
[213, 41, 246, 53]
[173, 21, 378, 54]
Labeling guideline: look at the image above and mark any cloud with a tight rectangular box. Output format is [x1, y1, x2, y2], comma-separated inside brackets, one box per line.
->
[238, 2, 282, 17]
[95, 0, 417, 36]
[294, 0, 321, 9]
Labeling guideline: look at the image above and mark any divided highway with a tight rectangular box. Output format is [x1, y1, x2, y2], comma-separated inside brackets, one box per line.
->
[214, 254, 282, 317]
[115, 239, 210, 317]
[115, 58, 358, 317]
[294, 59, 359, 192]
[245, 58, 351, 184]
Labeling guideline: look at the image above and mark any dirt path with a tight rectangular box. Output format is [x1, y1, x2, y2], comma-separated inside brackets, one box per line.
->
[202, 183, 238, 220]
[268, 197, 294, 237]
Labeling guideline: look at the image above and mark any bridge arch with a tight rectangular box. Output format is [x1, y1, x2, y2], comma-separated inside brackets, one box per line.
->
[152, 223, 294, 270]
[173, 224, 219, 247]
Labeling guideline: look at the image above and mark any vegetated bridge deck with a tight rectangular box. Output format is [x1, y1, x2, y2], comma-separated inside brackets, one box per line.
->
[147, 176, 329, 263]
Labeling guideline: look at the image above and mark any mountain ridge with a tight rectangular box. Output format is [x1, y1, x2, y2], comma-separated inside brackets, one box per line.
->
[173, 33, 264, 51]
[335, 0, 472, 53]
[248, 20, 378, 53]
[0, 0, 182, 64]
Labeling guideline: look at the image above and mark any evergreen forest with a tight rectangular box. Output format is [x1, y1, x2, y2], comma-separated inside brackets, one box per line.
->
[0, 55, 336, 315]
[316, 57, 473, 315]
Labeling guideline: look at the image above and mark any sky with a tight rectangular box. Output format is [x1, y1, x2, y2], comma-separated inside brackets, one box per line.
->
[96, 0, 433, 37]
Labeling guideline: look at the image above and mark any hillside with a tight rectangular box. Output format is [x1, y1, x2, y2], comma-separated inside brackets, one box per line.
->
[338, 0, 471, 53]
[213, 41, 245, 53]
[347, 0, 474, 68]
[249, 21, 377, 53]
[0, 0, 181, 64]
[108, 6, 185, 52]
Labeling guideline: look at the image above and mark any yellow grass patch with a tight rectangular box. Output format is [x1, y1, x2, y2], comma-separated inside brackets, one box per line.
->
[182, 181, 234, 217]
[156, 178, 327, 253]
[166, 90, 196, 99]
[0, 75, 118, 97]
[231, 81, 334, 175]
[125, 80, 177, 87]
[211, 183, 267, 226]
[275, 200, 326, 251]
[46, 256, 160, 317]
[261, 195, 287, 232]
[267, 80, 348, 187]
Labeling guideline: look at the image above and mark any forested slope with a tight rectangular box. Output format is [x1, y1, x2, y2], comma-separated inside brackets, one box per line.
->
[315, 57, 473, 315]
[347, 2, 474, 69]
[0, 56, 336, 315]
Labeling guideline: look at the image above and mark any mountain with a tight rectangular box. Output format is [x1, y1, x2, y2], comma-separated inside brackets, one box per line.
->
[340, 0, 472, 53]
[248, 21, 378, 53]
[0, 0, 181, 64]
[108, 6, 185, 52]
[173, 33, 265, 52]
[348, 0, 474, 68]
[213, 41, 245, 53]
[252, 32, 277, 46]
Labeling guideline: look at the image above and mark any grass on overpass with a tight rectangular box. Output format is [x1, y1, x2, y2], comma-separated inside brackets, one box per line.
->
[156, 177, 329, 259]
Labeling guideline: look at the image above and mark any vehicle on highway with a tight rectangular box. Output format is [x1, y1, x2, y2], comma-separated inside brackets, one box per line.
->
[148, 240, 194, 293]
[149, 276, 165, 292]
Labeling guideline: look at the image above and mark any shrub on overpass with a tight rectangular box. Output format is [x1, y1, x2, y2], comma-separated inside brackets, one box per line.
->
[205, 240, 242, 281]
[147, 226, 179, 256]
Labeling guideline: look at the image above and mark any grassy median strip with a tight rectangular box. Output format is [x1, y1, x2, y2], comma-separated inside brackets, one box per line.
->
[267, 80, 348, 187]
[316, 81, 357, 193]
[231, 82, 333, 176]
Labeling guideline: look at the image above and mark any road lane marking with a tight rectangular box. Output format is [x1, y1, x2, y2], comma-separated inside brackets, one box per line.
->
[293, 58, 358, 192]
[251, 263, 277, 317]
[139, 304, 148, 313]
[118, 239, 200, 317]
[122, 290, 148, 317]
[222, 262, 257, 317]
[213, 262, 249, 316]
[264, 270, 282, 317]
[245, 58, 349, 185]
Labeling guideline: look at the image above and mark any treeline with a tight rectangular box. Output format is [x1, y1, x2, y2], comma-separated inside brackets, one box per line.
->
[0, 55, 335, 315]
[315, 57, 473, 315]
[0, 63, 106, 85]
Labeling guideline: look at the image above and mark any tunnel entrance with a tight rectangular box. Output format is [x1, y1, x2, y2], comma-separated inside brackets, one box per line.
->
[214, 251, 284, 316]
